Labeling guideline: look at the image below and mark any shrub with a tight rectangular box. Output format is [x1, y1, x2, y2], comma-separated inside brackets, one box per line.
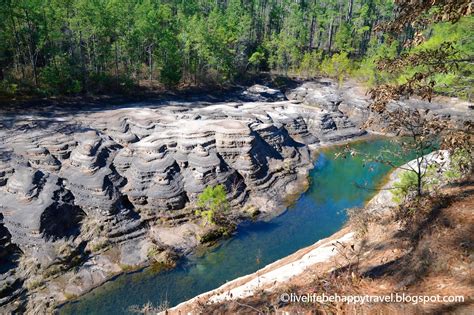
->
[297, 51, 322, 78]
[87, 73, 135, 94]
[26, 277, 43, 290]
[347, 207, 369, 238]
[39, 55, 82, 95]
[88, 238, 109, 252]
[0, 81, 18, 97]
[147, 244, 160, 259]
[160, 59, 182, 88]
[444, 148, 472, 181]
[320, 52, 352, 85]
[354, 38, 398, 86]
[391, 171, 419, 203]
[119, 264, 136, 272]
[199, 226, 231, 244]
[248, 50, 266, 71]
[196, 184, 229, 225]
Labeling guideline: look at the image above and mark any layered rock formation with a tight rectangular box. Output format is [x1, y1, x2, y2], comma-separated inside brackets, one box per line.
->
[169, 151, 473, 315]
[0, 213, 23, 310]
[286, 81, 365, 142]
[0, 82, 367, 312]
[288, 80, 473, 133]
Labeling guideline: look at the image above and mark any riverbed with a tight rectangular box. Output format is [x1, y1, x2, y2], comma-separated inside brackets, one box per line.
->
[60, 137, 413, 314]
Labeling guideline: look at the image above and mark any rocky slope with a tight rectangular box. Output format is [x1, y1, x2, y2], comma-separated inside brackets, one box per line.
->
[168, 153, 474, 315]
[174, 181, 474, 314]
[1, 79, 471, 313]
[0, 213, 23, 312]
[287, 79, 472, 132]
[0, 81, 366, 312]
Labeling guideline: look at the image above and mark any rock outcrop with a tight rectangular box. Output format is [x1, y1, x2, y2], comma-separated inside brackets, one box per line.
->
[287, 80, 473, 134]
[286, 81, 366, 142]
[168, 151, 473, 315]
[0, 82, 366, 312]
[0, 213, 23, 311]
[241, 84, 285, 101]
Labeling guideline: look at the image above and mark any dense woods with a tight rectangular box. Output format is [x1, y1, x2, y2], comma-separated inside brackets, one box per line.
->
[0, 0, 472, 98]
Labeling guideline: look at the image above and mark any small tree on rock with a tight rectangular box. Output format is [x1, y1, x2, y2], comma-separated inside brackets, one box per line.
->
[196, 184, 229, 225]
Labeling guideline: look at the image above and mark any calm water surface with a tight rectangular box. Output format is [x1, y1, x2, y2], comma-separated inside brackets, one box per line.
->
[61, 137, 412, 314]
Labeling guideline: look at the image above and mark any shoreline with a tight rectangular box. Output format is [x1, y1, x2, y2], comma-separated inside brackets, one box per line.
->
[0, 80, 371, 313]
[168, 153, 474, 315]
[166, 149, 424, 314]
[2, 77, 469, 313]
[0, 74, 303, 113]
[55, 132, 385, 312]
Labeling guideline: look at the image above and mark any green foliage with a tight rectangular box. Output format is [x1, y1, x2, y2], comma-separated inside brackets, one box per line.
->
[334, 22, 354, 53]
[196, 184, 229, 225]
[320, 52, 352, 84]
[39, 55, 82, 95]
[298, 51, 323, 78]
[0, 81, 18, 97]
[248, 50, 266, 71]
[266, 3, 306, 74]
[423, 16, 473, 99]
[0, 0, 470, 98]
[390, 150, 468, 203]
[87, 73, 135, 94]
[355, 38, 399, 86]
[391, 171, 419, 204]
[444, 149, 472, 180]
[370, 16, 473, 98]
[199, 226, 232, 244]
[178, 0, 252, 82]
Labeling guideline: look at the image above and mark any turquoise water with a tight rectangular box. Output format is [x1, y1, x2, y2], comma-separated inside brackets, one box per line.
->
[60, 137, 412, 314]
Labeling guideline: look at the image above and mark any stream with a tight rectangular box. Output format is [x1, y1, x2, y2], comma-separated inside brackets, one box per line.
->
[60, 137, 413, 314]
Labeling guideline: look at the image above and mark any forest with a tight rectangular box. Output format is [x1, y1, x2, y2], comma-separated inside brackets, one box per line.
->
[0, 0, 472, 98]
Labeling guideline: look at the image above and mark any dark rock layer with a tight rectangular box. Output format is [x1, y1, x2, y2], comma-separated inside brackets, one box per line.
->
[0, 82, 369, 312]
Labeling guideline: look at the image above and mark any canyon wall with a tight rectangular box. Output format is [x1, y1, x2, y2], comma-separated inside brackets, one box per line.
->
[2, 80, 469, 312]
[0, 82, 365, 312]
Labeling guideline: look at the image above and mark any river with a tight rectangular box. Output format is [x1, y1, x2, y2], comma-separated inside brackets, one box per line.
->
[60, 137, 413, 314]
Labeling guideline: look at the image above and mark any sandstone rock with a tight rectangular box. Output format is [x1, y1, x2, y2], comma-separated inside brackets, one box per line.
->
[242, 84, 285, 101]
[0, 213, 24, 309]
[0, 86, 365, 253]
[0, 82, 367, 311]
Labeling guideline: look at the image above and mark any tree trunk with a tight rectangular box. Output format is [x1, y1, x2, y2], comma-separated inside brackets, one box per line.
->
[148, 44, 153, 82]
[9, 14, 25, 80]
[309, 15, 316, 50]
[24, 9, 38, 86]
[347, 0, 354, 21]
[115, 41, 119, 83]
[79, 31, 87, 92]
[417, 172, 422, 196]
[328, 18, 334, 54]
[92, 36, 98, 74]
[416, 158, 422, 196]
[317, 28, 323, 49]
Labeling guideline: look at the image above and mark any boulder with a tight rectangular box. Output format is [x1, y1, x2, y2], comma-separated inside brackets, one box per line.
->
[241, 84, 285, 101]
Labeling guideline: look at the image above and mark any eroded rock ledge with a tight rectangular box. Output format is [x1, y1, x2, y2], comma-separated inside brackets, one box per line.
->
[2, 79, 469, 312]
[0, 81, 366, 312]
[167, 151, 469, 315]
